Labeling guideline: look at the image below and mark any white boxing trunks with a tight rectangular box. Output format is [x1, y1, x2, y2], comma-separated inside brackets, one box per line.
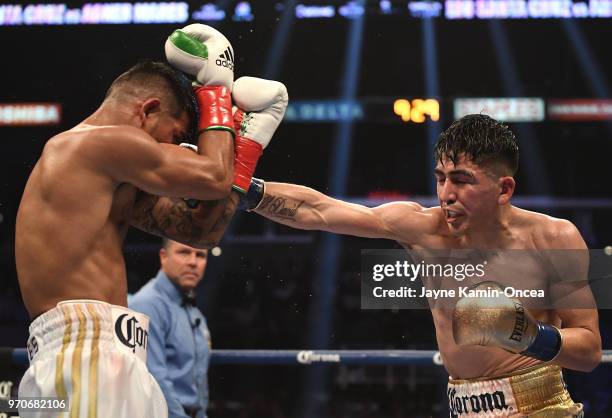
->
[447, 364, 583, 418]
[18, 300, 167, 418]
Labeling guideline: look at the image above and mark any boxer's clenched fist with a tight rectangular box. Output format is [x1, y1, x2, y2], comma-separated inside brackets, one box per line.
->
[165, 24, 234, 89]
[166, 25, 236, 136]
[231, 77, 288, 192]
[453, 281, 562, 362]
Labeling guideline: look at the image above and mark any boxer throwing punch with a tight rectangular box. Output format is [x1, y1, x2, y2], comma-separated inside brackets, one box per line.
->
[244, 114, 600, 417]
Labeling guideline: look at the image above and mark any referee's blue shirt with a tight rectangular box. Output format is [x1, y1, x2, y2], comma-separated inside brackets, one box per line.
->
[130, 270, 211, 418]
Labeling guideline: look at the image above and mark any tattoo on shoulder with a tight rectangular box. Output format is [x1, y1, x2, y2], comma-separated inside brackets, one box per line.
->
[258, 194, 304, 220]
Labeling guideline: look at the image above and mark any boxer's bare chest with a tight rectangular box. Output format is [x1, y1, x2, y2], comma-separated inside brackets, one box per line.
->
[401, 223, 550, 291]
[398, 219, 554, 377]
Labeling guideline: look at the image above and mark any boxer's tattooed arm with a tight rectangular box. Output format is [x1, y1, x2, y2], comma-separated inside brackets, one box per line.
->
[257, 193, 304, 221]
[207, 192, 241, 238]
[131, 192, 240, 247]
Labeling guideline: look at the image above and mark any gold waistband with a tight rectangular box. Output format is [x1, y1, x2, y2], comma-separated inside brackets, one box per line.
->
[449, 362, 555, 384]
[508, 365, 573, 414]
[449, 365, 580, 416]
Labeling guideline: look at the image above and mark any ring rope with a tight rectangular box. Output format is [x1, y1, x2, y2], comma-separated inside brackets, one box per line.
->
[5, 348, 612, 367]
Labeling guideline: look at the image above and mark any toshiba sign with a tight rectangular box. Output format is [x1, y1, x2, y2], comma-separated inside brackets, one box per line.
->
[0, 103, 61, 126]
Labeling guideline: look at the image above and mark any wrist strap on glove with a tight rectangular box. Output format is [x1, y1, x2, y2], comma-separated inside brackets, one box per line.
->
[237, 177, 265, 210]
[521, 322, 562, 362]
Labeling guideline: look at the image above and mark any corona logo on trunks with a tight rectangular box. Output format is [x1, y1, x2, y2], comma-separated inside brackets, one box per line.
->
[296, 351, 341, 364]
[26, 335, 39, 362]
[0, 381, 13, 399]
[448, 387, 509, 417]
[115, 314, 148, 353]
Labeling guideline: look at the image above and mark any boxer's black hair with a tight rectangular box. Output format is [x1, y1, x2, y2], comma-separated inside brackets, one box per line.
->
[106, 60, 199, 143]
[434, 114, 519, 176]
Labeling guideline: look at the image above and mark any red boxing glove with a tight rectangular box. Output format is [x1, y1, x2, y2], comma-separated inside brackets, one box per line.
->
[194, 85, 235, 137]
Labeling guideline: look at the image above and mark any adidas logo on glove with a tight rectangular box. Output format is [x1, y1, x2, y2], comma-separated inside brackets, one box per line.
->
[216, 47, 234, 70]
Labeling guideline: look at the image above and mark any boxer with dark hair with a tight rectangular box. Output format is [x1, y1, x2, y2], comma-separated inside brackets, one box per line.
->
[104, 60, 201, 143]
[435, 114, 519, 175]
[248, 114, 600, 417]
[15, 24, 287, 418]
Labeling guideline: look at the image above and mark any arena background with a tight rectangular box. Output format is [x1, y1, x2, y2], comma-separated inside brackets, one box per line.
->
[1, 1, 611, 417]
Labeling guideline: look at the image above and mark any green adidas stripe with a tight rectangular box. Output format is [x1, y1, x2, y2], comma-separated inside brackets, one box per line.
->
[168, 30, 208, 59]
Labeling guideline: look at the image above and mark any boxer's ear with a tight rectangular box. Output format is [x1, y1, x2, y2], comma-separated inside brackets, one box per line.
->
[139, 98, 161, 124]
[498, 176, 515, 205]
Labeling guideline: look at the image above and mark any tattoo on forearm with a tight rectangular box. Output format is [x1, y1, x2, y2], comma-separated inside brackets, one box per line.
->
[146, 198, 204, 242]
[258, 193, 304, 220]
[132, 192, 239, 247]
[133, 194, 162, 233]
[209, 192, 240, 234]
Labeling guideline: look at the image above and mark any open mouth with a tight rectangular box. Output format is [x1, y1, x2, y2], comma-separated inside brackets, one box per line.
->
[445, 209, 463, 221]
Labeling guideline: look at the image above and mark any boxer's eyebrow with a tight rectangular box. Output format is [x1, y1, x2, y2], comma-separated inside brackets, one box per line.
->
[433, 169, 474, 177]
[448, 169, 475, 178]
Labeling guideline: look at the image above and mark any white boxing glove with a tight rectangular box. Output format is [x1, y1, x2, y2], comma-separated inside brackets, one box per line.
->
[165, 24, 234, 89]
[231, 77, 288, 193]
[232, 76, 288, 149]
